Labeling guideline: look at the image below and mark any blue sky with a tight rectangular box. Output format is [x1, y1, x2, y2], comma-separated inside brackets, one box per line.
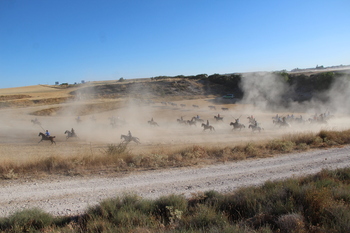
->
[1, 0, 349, 88]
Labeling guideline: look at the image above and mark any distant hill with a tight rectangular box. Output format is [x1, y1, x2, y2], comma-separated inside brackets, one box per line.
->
[0, 68, 349, 113]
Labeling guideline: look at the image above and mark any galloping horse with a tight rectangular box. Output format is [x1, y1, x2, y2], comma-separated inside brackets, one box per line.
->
[247, 116, 256, 125]
[177, 118, 187, 125]
[230, 122, 245, 131]
[274, 120, 291, 128]
[64, 130, 79, 140]
[248, 124, 263, 133]
[201, 123, 215, 131]
[31, 119, 41, 126]
[192, 117, 204, 123]
[38, 132, 56, 144]
[120, 134, 141, 144]
[148, 120, 159, 127]
[187, 120, 197, 126]
[214, 116, 224, 121]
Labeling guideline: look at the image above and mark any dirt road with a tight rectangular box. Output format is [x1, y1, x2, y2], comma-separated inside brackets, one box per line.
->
[1, 145, 349, 218]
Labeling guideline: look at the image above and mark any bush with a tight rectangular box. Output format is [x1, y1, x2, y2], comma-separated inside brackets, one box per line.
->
[153, 194, 188, 225]
[6, 208, 54, 231]
[266, 140, 295, 152]
[275, 213, 305, 233]
[183, 204, 227, 229]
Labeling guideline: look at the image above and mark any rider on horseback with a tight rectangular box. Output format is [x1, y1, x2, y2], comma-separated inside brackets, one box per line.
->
[128, 130, 132, 139]
[45, 130, 50, 137]
[71, 128, 75, 136]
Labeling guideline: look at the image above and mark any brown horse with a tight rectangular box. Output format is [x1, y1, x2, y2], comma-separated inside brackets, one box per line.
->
[214, 116, 224, 121]
[64, 130, 79, 140]
[38, 132, 56, 144]
[201, 123, 215, 131]
[192, 117, 204, 123]
[187, 120, 197, 126]
[148, 120, 159, 127]
[120, 134, 141, 144]
[248, 124, 264, 133]
[230, 122, 245, 130]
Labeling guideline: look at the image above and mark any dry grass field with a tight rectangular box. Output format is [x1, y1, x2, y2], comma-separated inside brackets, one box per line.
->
[2, 77, 350, 221]
[0, 78, 349, 177]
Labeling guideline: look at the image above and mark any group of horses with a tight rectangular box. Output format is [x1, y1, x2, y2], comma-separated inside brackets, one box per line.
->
[37, 129, 79, 145]
[38, 131, 141, 145]
[272, 113, 332, 127]
[175, 115, 264, 133]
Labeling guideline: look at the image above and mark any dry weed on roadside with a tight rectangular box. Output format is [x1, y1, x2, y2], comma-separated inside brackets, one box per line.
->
[1, 129, 350, 179]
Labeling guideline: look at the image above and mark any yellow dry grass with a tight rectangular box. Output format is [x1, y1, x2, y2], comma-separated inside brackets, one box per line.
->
[0, 81, 349, 178]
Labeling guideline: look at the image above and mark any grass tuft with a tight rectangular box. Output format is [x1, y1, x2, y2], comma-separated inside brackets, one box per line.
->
[2, 167, 350, 232]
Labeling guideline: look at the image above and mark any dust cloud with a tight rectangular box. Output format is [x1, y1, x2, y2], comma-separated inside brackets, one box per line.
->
[0, 75, 350, 162]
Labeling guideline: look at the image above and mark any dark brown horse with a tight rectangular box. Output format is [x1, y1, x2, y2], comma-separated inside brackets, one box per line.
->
[248, 124, 264, 133]
[120, 134, 141, 144]
[201, 123, 215, 131]
[148, 120, 159, 127]
[187, 120, 197, 126]
[214, 116, 224, 121]
[192, 117, 204, 123]
[230, 122, 245, 130]
[64, 130, 79, 140]
[38, 132, 56, 144]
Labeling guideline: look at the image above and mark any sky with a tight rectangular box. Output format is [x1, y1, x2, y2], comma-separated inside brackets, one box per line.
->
[0, 0, 349, 88]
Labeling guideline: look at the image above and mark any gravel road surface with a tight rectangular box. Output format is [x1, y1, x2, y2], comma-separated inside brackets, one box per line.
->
[1, 146, 350, 218]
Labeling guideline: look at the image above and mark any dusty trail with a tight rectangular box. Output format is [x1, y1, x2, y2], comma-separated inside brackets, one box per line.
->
[1, 145, 349, 218]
